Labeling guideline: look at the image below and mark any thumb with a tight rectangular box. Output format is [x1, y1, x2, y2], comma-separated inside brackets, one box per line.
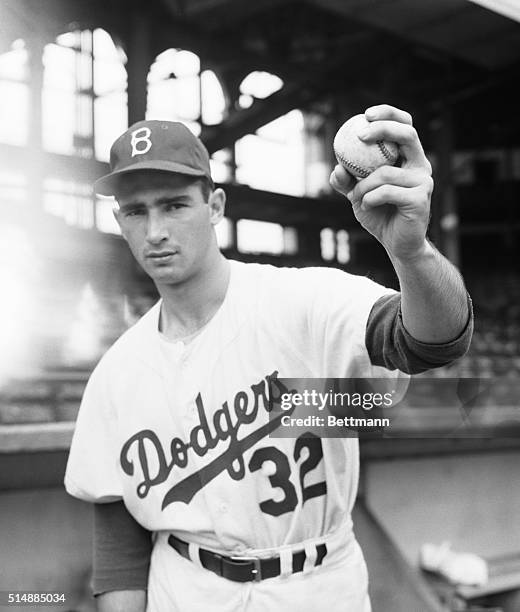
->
[330, 164, 357, 198]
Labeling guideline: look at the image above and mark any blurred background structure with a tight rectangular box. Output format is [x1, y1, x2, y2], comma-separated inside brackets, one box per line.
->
[0, 1, 519, 610]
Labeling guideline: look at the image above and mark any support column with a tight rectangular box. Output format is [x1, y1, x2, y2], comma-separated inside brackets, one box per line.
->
[303, 110, 332, 198]
[430, 107, 460, 268]
[219, 71, 243, 183]
[126, 9, 153, 126]
[299, 223, 323, 263]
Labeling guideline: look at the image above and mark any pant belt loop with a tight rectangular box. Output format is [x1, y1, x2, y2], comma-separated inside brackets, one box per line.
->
[303, 541, 318, 574]
[279, 547, 293, 579]
[188, 541, 204, 570]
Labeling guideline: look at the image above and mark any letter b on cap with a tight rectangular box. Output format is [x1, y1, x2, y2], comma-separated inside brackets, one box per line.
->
[131, 127, 152, 157]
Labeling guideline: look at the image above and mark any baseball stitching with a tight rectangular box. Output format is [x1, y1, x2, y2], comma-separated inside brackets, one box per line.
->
[335, 151, 370, 178]
[377, 140, 397, 162]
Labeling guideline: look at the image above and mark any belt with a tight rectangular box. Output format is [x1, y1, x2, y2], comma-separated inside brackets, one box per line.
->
[168, 534, 327, 583]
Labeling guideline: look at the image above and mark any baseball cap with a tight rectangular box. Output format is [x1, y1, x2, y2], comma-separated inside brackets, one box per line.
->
[94, 120, 213, 196]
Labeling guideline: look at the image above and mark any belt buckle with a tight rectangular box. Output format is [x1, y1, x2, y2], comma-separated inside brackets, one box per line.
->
[230, 554, 263, 582]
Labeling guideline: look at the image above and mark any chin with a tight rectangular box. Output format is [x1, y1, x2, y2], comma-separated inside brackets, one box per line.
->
[149, 263, 195, 286]
[150, 269, 186, 284]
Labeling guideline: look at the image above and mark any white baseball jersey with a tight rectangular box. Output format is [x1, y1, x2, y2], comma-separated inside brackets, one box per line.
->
[65, 260, 406, 611]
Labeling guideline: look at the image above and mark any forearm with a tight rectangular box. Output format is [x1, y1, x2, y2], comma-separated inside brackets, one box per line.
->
[97, 590, 146, 612]
[93, 502, 151, 605]
[389, 239, 470, 343]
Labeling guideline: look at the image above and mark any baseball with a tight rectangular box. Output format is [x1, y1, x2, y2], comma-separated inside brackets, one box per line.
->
[333, 114, 399, 178]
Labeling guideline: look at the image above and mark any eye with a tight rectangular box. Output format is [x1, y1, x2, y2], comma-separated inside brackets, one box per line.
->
[165, 202, 186, 211]
[125, 209, 145, 218]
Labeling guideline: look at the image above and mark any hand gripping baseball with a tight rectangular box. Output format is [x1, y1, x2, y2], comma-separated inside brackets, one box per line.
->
[330, 104, 433, 262]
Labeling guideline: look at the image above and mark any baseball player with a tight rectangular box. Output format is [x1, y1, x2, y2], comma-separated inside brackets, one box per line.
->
[64, 104, 473, 612]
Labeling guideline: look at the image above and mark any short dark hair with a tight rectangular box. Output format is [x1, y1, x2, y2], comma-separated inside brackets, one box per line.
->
[196, 176, 215, 202]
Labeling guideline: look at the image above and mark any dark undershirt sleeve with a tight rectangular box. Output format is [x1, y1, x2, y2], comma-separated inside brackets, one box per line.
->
[365, 292, 474, 374]
[93, 501, 152, 596]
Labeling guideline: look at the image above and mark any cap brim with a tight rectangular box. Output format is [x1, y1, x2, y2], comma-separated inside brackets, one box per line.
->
[94, 160, 208, 196]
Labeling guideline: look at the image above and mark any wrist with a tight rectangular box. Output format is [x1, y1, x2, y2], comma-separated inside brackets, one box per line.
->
[388, 239, 435, 268]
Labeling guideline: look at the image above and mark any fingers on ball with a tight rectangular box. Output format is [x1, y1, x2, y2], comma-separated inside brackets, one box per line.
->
[361, 183, 432, 211]
[361, 185, 403, 209]
[351, 166, 430, 201]
[363, 121, 419, 147]
[365, 105, 413, 126]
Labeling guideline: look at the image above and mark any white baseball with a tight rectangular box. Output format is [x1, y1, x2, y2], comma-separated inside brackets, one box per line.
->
[333, 114, 399, 178]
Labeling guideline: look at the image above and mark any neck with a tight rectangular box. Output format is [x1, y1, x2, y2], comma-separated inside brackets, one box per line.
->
[157, 253, 230, 339]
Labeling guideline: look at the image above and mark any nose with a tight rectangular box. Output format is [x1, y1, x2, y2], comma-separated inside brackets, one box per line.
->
[146, 210, 168, 244]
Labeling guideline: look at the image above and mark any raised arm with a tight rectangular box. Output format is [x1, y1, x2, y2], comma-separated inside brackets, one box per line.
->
[330, 104, 471, 344]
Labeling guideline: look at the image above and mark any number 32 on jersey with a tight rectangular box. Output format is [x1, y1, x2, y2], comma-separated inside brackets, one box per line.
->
[249, 432, 327, 517]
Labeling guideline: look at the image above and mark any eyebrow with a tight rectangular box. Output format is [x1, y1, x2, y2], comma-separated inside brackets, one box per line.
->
[119, 196, 191, 211]
[156, 196, 191, 205]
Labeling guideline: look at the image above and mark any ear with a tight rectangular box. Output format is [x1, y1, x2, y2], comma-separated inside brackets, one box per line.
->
[208, 188, 226, 225]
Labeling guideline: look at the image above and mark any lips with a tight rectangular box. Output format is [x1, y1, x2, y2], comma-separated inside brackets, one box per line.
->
[146, 251, 177, 261]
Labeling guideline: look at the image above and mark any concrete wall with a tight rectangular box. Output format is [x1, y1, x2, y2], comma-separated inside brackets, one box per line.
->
[364, 450, 520, 566]
[0, 488, 94, 612]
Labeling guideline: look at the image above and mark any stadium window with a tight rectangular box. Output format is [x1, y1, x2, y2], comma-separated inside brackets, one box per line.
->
[235, 71, 305, 196]
[43, 177, 94, 229]
[238, 94, 254, 109]
[320, 228, 335, 261]
[201, 70, 227, 126]
[93, 29, 128, 162]
[147, 49, 201, 134]
[147, 50, 228, 133]
[43, 31, 94, 156]
[0, 39, 29, 146]
[240, 71, 283, 99]
[0, 171, 26, 207]
[236, 219, 284, 255]
[42, 29, 127, 161]
[211, 149, 233, 183]
[283, 227, 299, 255]
[235, 110, 306, 196]
[320, 228, 351, 264]
[336, 229, 350, 264]
[148, 53, 231, 181]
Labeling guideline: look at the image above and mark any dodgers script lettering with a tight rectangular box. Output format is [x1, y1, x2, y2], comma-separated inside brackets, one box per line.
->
[120, 371, 292, 509]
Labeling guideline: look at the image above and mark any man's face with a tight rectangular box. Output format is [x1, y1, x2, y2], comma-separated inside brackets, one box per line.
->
[114, 172, 221, 286]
